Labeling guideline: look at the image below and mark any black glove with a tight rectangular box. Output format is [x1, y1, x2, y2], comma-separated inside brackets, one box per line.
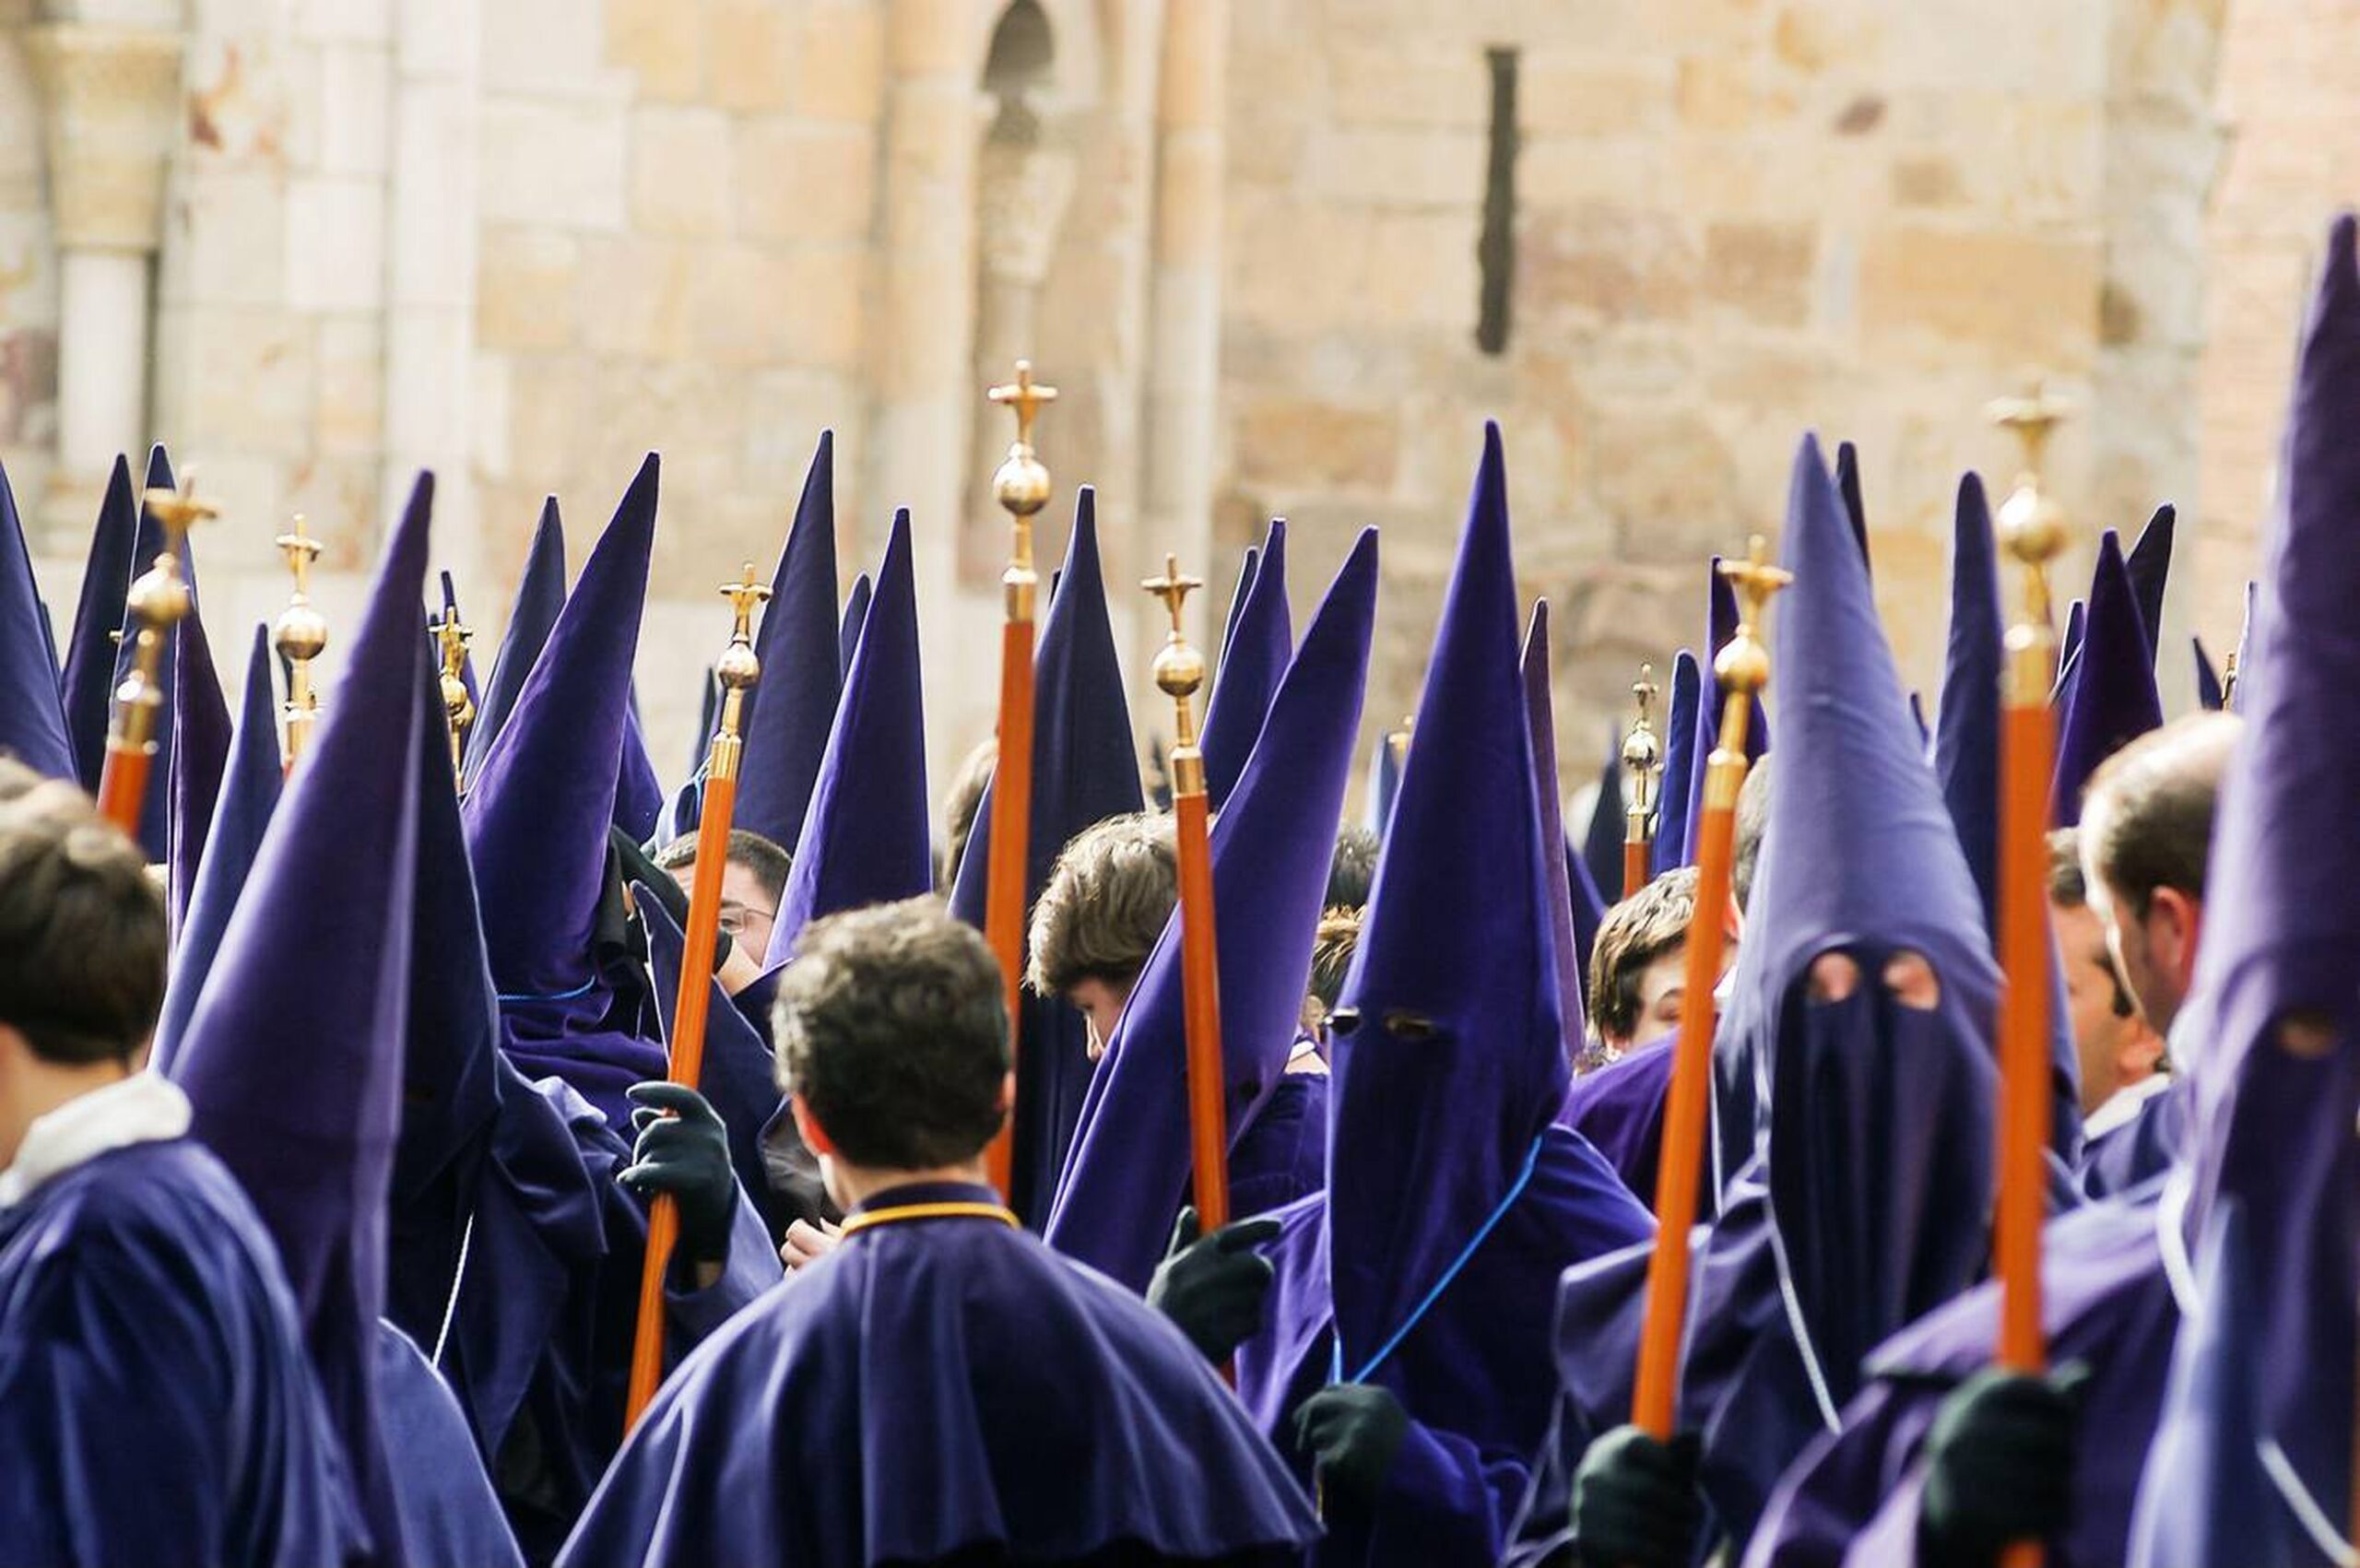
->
[1292, 1383, 1409, 1508]
[1572, 1425, 1704, 1568]
[1917, 1365, 2089, 1568]
[613, 828, 734, 975]
[619, 1082, 738, 1266]
[1148, 1208, 1281, 1363]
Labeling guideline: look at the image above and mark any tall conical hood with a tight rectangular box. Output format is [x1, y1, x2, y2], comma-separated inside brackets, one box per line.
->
[1835, 438, 1871, 571]
[1048, 528, 1376, 1290]
[2228, 579, 2257, 713]
[461, 497, 565, 785]
[60, 454, 137, 789]
[112, 445, 192, 859]
[464, 457, 664, 1124]
[2175, 214, 2360, 1522]
[836, 571, 871, 679]
[0, 461, 71, 780]
[2125, 504, 2175, 666]
[1704, 556, 1771, 768]
[2194, 637, 2225, 712]
[1933, 473, 2003, 934]
[1710, 436, 1999, 1411]
[734, 431, 843, 851]
[2051, 530, 2164, 825]
[2055, 599, 2088, 707]
[763, 509, 930, 963]
[2127, 1203, 2286, 1568]
[1362, 729, 1401, 839]
[1650, 650, 1701, 877]
[171, 471, 431, 1563]
[1521, 601, 1586, 1057]
[1220, 545, 1261, 667]
[615, 701, 662, 842]
[166, 600, 232, 937]
[1326, 426, 1570, 1362]
[1200, 519, 1292, 810]
[948, 488, 1144, 1224]
[1579, 725, 1627, 902]
[152, 625, 283, 1075]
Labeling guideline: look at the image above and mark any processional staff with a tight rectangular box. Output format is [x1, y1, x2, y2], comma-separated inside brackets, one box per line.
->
[97, 476, 215, 834]
[431, 603, 474, 786]
[1629, 538, 1788, 1439]
[1622, 664, 1663, 900]
[980, 360, 1056, 1199]
[275, 514, 327, 771]
[623, 563, 772, 1432]
[1986, 384, 2071, 1568]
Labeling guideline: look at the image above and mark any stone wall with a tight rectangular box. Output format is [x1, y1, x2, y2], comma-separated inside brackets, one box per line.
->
[0, 0, 2331, 813]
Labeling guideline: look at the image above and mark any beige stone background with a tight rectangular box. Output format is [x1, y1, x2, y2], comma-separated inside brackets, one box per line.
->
[0, 0, 2340, 811]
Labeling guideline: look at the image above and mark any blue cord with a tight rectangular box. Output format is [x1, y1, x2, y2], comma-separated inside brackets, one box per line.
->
[1331, 1134, 1547, 1385]
[495, 974, 600, 1006]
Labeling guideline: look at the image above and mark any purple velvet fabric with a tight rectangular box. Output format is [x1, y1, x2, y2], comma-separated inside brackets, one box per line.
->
[1201, 518, 1292, 811]
[732, 430, 842, 854]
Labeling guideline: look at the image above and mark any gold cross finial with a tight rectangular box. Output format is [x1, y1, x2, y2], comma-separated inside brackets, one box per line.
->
[987, 360, 1058, 447]
[1713, 536, 1790, 701]
[719, 560, 772, 649]
[1142, 554, 1209, 792]
[1631, 664, 1658, 725]
[276, 513, 322, 595]
[1720, 535, 1792, 627]
[141, 471, 218, 545]
[1143, 555, 1201, 636]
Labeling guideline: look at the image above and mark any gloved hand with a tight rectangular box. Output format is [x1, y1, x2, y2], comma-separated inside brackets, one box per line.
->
[619, 1082, 738, 1265]
[613, 827, 734, 975]
[1292, 1383, 1409, 1508]
[1572, 1425, 1704, 1568]
[1147, 1207, 1281, 1363]
[1917, 1365, 2089, 1568]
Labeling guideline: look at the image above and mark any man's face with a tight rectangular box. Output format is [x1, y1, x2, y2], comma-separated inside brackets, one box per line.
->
[2052, 898, 2162, 1114]
[1068, 976, 1133, 1062]
[667, 856, 781, 961]
[2083, 863, 2198, 1038]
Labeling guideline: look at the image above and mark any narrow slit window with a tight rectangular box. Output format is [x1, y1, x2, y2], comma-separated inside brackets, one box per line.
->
[1477, 46, 1519, 356]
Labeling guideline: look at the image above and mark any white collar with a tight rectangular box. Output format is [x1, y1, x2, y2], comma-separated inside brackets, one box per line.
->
[2082, 1071, 2171, 1140]
[0, 1072, 192, 1209]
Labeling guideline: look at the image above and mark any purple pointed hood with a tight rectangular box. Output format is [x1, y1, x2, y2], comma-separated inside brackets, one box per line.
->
[1326, 426, 1573, 1364]
[948, 487, 1144, 1224]
[734, 431, 843, 852]
[151, 625, 283, 1076]
[1362, 728, 1401, 839]
[464, 457, 665, 1124]
[763, 509, 930, 964]
[166, 595, 232, 937]
[1709, 436, 2001, 1408]
[2194, 637, 2225, 712]
[2175, 214, 2360, 1527]
[171, 470, 431, 1562]
[1933, 473, 2003, 934]
[836, 571, 870, 680]
[615, 701, 662, 842]
[2052, 530, 2164, 825]
[461, 496, 565, 786]
[2227, 579, 2257, 713]
[60, 454, 137, 790]
[0, 461, 72, 780]
[1047, 527, 1375, 1290]
[1580, 725, 1627, 902]
[1522, 600, 1587, 1056]
[1200, 519, 1292, 811]
[1650, 649, 1701, 877]
[1835, 438, 1871, 572]
[2126, 504, 2175, 666]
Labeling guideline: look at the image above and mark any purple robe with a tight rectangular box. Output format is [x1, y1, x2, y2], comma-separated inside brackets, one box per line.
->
[0, 1139, 366, 1567]
[557, 1182, 1320, 1567]
[1231, 1071, 1329, 1220]
[1561, 1034, 1673, 1208]
[376, 1321, 525, 1568]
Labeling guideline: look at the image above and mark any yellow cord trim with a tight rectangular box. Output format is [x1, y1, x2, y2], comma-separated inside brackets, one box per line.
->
[838, 1201, 1020, 1238]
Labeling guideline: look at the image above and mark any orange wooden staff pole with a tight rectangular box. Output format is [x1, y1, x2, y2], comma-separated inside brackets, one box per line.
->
[1174, 788, 1229, 1234]
[979, 360, 1056, 1200]
[1987, 385, 2071, 1568]
[1631, 545, 1786, 1438]
[624, 566, 770, 1432]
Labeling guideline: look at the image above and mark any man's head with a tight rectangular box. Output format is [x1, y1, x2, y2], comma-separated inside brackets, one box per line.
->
[0, 769, 168, 1164]
[1026, 811, 1177, 1059]
[938, 737, 997, 891]
[655, 829, 791, 960]
[2079, 713, 2241, 1035]
[773, 897, 1009, 1204]
[1589, 866, 1705, 1055]
[2048, 828, 2166, 1114]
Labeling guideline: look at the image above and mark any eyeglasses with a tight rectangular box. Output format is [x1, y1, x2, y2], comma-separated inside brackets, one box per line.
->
[718, 902, 777, 938]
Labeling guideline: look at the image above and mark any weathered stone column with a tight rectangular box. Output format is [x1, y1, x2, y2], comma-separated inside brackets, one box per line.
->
[1138, 0, 1226, 661]
[25, 19, 182, 542]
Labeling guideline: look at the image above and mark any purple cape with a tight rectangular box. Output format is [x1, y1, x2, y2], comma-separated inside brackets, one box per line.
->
[376, 1321, 524, 1568]
[558, 1182, 1320, 1567]
[0, 1139, 367, 1566]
